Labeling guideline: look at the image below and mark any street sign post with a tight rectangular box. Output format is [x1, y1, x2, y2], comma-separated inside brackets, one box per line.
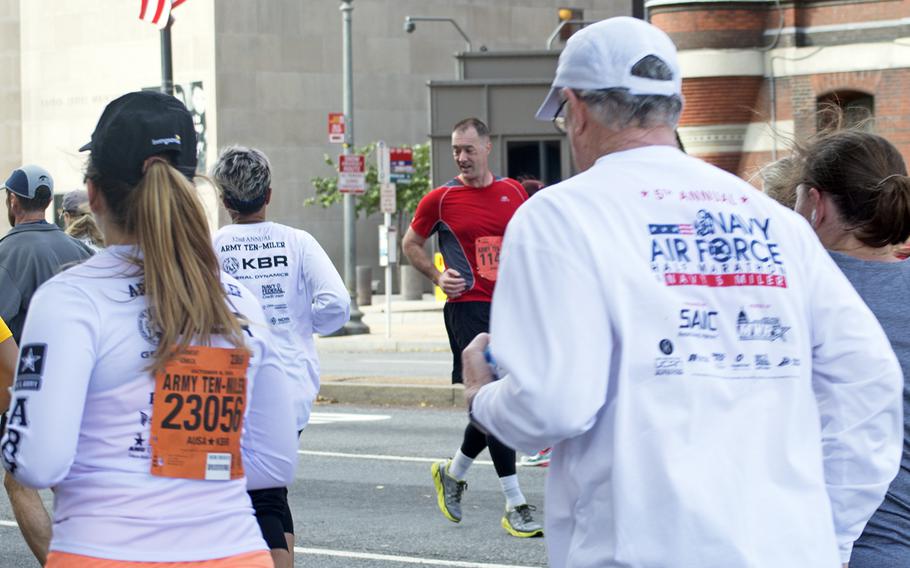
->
[390, 147, 414, 184]
[328, 113, 345, 144]
[378, 225, 398, 267]
[380, 182, 397, 214]
[376, 141, 397, 337]
[338, 154, 365, 194]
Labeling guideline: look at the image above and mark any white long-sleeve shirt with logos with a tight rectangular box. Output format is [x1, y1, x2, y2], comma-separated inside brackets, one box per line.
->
[213, 222, 350, 430]
[472, 146, 903, 568]
[0, 246, 299, 562]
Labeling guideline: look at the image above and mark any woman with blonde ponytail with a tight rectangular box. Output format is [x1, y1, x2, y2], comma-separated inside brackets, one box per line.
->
[0, 91, 297, 567]
[61, 190, 104, 251]
[793, 128, 910, 567]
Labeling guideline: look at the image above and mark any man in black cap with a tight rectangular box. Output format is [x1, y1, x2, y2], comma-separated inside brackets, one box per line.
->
[0, 164, 93, 565]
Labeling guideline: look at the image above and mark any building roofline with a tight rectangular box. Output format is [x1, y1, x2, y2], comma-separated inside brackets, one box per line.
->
[646, 0, 776, 7]
[427, 79, 553, 87]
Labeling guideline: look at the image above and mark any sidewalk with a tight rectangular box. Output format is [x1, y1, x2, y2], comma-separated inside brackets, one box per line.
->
[314, 294, 449, 352]
[316, 294, 465, 407]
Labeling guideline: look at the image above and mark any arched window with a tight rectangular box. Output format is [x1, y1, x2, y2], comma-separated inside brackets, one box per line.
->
[816, 91, 874, 131]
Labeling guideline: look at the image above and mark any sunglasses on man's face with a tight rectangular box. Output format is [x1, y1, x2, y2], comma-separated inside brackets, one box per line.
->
[553, 99, 568, 134]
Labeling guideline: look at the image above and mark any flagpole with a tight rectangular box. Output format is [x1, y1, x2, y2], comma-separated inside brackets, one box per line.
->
[160, 15, 174, 95]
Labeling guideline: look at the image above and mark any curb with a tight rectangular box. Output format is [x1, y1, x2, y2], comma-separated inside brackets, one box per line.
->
[318, 382, 465, 408]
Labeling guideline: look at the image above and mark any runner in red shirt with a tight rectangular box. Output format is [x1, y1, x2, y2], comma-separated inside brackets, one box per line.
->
[402, 118, 542, 538]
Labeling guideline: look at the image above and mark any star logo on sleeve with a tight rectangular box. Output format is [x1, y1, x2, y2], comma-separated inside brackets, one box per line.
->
[20, 349, 41, 373]
[14, 344, 46, 391]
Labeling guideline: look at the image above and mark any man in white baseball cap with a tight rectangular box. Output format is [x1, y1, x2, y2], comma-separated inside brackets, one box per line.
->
[461, 16, 901, 568]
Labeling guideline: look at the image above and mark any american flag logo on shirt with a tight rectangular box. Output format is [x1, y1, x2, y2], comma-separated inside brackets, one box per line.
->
[649, 224, 694, 235]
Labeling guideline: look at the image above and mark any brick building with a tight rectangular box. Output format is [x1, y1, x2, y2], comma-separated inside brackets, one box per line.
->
[648, 0, 910, 181]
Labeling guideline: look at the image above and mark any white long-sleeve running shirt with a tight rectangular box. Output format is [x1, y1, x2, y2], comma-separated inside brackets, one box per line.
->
[472, 146, 904, 568]
[0, 246, 299, 562]
[213, 222, 350, 430]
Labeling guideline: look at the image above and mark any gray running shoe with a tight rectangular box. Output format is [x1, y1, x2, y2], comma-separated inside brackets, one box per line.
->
[431, 459, 467, 523]
[502, 504, 544, 537]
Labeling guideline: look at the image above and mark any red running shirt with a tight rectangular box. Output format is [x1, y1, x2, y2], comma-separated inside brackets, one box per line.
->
[411, 176, 527, 303]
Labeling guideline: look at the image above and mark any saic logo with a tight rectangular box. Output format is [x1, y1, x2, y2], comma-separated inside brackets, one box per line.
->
[138, 309, 162, 347]
[222, 257, 240, 275]
[679, 309, 717, 331]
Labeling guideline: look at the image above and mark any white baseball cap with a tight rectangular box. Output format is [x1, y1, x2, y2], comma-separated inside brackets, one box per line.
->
[535, 17, 682, 121]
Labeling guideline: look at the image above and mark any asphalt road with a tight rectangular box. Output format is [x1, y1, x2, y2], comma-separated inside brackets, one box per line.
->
[0, 405, 548, 567]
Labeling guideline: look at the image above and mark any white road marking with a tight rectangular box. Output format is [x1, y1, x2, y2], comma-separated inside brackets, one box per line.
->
[298, 449, 493, 466]
[294, 546, 542, 567]
[0, 520, 538, 567]
[308, 412, 391, 425]
[358, 359, 450, 365]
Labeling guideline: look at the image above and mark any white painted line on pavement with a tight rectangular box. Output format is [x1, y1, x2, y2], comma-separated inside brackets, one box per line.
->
[298, 449, 493, 466]
[359, 359, 450, 365]
[1, 519, 539, 568]
[309, 412, 391, 425]
[295, 546, 542, 568]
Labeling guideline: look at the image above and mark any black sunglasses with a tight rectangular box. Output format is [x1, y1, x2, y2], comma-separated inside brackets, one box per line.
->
[553, 99, 568, 134]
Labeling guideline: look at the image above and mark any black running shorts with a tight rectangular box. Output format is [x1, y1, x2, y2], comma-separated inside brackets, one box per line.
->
[248, 486, 294, 550]
[443, 301, 491, 384]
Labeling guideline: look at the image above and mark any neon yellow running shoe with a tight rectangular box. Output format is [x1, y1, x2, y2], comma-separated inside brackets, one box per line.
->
[431, 459, 467, 523]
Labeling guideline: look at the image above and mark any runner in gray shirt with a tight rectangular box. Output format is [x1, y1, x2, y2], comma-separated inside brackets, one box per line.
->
[793, 129, 910, 567]
[0, 165, 93, 342]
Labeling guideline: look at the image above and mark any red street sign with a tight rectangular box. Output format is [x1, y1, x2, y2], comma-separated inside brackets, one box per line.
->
[328, 113, 345, 144]
[338, 154, 366, 194]
[390, 147, 414, 183]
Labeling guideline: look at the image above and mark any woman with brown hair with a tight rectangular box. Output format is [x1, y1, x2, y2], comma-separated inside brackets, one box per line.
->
[793, 128, 910, 567]
[0, 91, 298, 567]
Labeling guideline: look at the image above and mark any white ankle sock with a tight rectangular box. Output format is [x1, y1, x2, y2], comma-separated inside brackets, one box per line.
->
[448, 450, 473, 480]
[499, 474, 526, 510]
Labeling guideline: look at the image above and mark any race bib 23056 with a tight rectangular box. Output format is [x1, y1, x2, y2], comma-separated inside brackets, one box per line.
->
[150, 346, 249, 481]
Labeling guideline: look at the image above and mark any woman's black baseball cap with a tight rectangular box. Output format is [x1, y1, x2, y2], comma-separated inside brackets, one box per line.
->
[79, 90, 197, 186]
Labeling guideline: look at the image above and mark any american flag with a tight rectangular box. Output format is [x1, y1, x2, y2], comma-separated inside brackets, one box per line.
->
[649, 224, 695, 235]
[139, 0, 187, 29]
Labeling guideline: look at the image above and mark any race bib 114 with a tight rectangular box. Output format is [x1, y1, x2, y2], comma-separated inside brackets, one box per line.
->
[475, 236, 502, 281]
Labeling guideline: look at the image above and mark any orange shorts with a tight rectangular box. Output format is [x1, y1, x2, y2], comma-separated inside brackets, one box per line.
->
[45, 550, 274, 567]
